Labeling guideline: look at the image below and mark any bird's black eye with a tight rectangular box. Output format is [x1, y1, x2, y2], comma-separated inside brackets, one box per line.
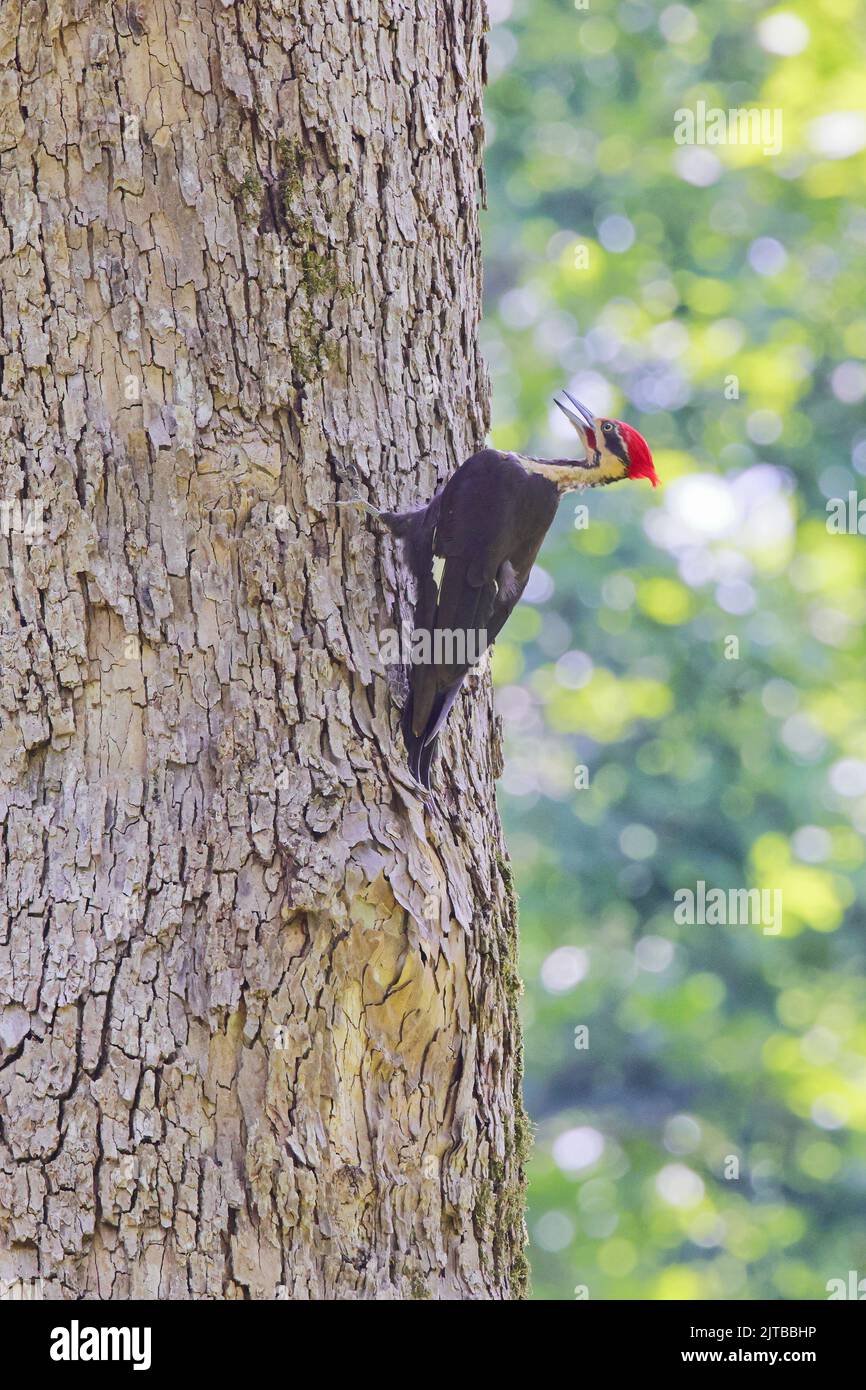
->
[602, 421, 613, 432]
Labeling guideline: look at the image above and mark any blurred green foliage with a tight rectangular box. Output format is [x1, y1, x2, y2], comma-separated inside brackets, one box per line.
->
[481, 0, 866, 1300]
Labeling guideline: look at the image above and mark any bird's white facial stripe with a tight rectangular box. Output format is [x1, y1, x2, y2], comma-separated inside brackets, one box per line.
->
[518, 454, 627, 490]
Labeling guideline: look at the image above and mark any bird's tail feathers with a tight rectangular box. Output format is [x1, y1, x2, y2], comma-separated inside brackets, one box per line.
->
[402, 693, 431, 788]
[402, 684, 463, 790]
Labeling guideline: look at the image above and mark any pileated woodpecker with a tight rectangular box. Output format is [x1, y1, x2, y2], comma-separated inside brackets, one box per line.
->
[339, 391, 658, 789]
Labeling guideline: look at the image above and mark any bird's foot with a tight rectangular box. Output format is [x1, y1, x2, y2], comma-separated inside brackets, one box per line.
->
[329, 495, 383, 518]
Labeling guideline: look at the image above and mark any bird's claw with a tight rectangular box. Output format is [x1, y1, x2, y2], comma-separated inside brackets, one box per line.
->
[328, 495, 383, 518]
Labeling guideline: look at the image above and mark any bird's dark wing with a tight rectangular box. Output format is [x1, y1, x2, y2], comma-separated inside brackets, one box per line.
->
[397, 449, 559, 787]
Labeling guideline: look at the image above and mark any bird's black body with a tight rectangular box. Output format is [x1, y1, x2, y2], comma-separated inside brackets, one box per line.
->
[339, 390, 657, 790]
[381, 449, 561, 788]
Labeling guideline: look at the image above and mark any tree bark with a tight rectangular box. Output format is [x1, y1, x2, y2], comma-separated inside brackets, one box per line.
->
[0, 0, 528, 1300]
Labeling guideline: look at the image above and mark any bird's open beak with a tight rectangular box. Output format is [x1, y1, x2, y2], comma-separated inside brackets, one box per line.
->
[554, 390, 597, 454]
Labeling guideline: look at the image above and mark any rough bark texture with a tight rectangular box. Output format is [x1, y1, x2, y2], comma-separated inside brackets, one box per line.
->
[0, 0, 529, 1299]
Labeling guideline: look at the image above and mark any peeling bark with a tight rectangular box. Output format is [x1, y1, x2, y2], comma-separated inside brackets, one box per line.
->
[0, 0, 528, 1299]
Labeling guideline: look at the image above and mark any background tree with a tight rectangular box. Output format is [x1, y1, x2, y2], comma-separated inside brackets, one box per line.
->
[0, 0, 529, 1299]
[483, 0, 866, 1300]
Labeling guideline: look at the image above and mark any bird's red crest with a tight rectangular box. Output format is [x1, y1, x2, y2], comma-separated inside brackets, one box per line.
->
[619, 421, 659, 487]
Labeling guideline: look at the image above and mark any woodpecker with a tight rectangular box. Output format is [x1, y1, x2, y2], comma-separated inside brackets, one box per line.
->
[338, 391, 658, 789]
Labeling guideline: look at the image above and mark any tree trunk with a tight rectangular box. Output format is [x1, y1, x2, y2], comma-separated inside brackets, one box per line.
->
[0, 0, 528, 1300]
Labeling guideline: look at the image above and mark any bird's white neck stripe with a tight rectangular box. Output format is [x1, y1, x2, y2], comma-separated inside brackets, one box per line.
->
[516, 455, 593, 491]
